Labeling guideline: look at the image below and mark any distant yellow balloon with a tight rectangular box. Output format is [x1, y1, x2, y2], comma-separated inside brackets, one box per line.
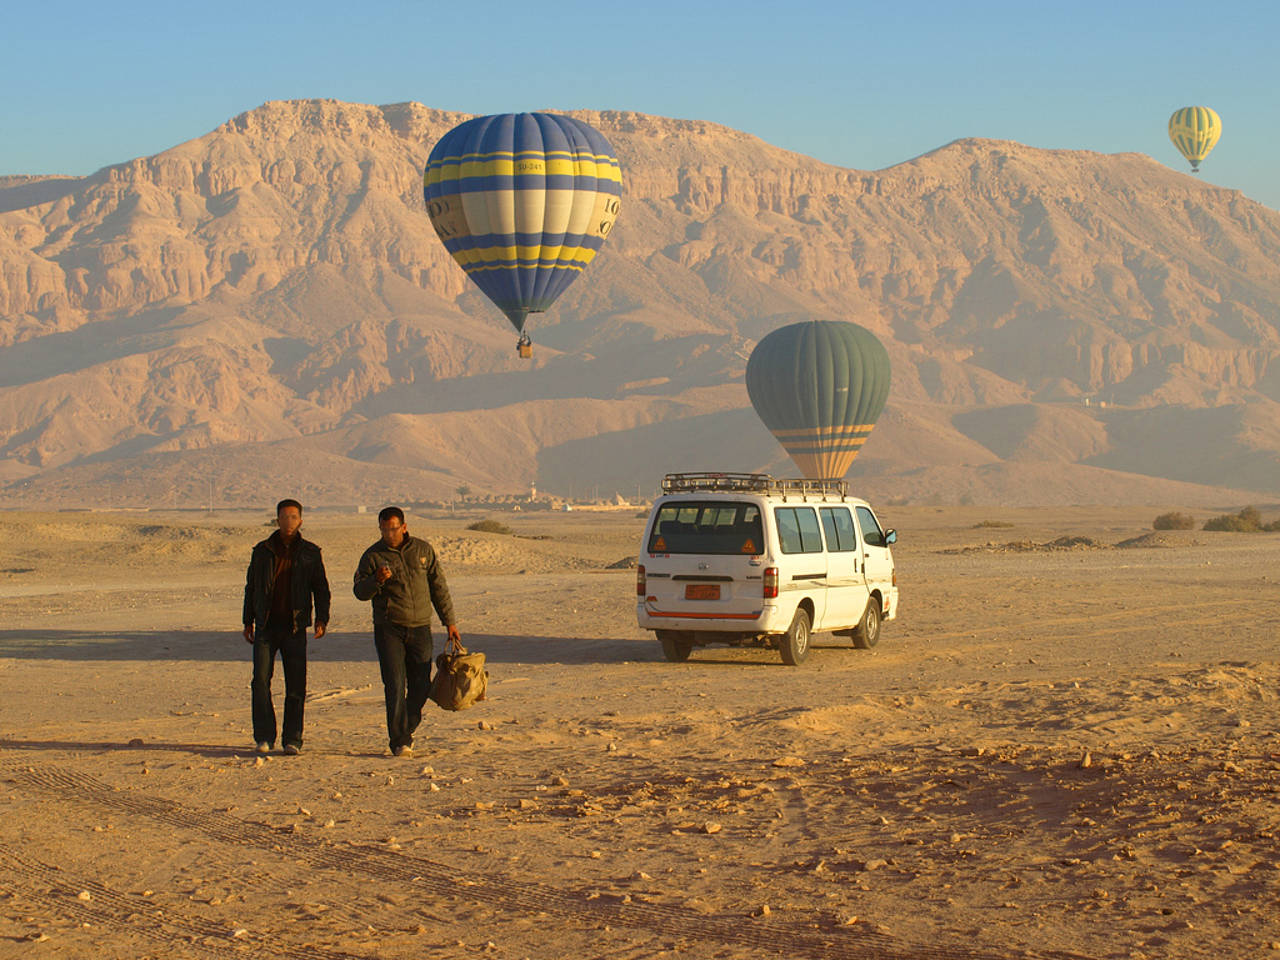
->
[1168, 106, 1221, 172]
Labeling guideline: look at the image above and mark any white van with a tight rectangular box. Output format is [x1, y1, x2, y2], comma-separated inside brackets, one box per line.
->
[635, 473, 898, 665]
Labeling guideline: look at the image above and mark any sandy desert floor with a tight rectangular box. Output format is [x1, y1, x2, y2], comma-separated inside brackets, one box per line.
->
[0, 503, 1278, 960]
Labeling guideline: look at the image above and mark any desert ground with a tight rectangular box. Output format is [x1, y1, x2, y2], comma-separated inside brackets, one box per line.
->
[0, 503, 1278, 960]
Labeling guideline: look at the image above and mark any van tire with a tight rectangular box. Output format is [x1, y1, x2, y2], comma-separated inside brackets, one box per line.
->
[851, 598, 881, 649]
[657, 630, 693, 662]
[779, 609, 811, 666]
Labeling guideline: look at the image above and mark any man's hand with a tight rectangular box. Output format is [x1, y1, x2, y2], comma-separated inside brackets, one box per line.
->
[375, 565, 393, 584]
[243, 624, 254, 644]
[446, 623, 462, 652]
[314, 622, 327, 640]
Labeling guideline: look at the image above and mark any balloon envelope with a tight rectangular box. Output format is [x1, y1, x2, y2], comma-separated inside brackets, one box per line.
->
[423, 113, 622, 335]
[1168, 106, 1221, 172]
[745, 320, 891, 479]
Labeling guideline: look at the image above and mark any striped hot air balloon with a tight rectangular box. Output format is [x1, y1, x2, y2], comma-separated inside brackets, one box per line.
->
[1168, 106, 1221, 173]
[423, 113, 622, 356]
[745, 320, 891, 480]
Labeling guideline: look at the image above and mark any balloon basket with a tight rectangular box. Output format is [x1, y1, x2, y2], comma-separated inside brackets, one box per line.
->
[516, 336, 533, 359]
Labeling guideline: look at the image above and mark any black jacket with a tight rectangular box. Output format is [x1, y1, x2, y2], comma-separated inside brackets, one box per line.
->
[353, 534, 455, 628]
[243, 531, 331, 635]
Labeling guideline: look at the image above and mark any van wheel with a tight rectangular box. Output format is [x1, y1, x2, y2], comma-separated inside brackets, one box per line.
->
[657, 630, 693, 662]
[779, 609, 811, 666]
[851, 598, 881, 650]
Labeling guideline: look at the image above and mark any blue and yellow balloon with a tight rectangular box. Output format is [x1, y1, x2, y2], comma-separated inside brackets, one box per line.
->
[746, 320, 891, 480]
[1168, 106, 1221, 173]
[424, 113, 622, 357]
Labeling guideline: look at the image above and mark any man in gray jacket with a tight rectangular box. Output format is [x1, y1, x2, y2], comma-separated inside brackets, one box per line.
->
[353, 506, 461, 757]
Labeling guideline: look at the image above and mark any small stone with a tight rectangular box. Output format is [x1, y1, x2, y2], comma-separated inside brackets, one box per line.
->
[606, 742, 618, 752]
[420, 766, 434, 776]
[429, 782, 440, 792]
[1079, 751, 1093, 769]
[478, 720, 493, 731]
[772, 757, 805, 767]
[519, 799, 538, 810]
[231, 928, 249, 939]
[127, 738, 145, 748]
[77, 891, 92, 902]
[28, 933, 49, 942]
[298, 806, 311, 817]
[254, 757, 264, 768]
[552, 776, 569, 786]
[754, 904, 771, 917]
[475, 801, 494, 811]
[859, 858, 888, 872]
[702, 822, 722, 835]
[323, 819, 335, 829]
[589, 850, 602, 859]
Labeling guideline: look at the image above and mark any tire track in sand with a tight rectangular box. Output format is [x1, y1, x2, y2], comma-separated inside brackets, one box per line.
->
[0, 846, 368, 960]
[5, 762, 1096, 960]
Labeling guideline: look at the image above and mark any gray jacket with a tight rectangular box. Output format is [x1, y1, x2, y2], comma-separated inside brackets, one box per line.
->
[353, 534, 456, 629]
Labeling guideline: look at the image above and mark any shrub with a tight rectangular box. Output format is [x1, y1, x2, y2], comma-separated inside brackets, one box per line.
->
[1152, 512, 1195, 530]
[973, 520, 1014, 529]
[1203, 506, 1264, 532]
[466, 518, 513, 535]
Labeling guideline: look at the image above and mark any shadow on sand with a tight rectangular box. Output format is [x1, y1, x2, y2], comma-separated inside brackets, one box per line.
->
[0, 629, 658, 666]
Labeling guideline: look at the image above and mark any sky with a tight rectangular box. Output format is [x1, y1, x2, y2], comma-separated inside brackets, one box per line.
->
[2, 0, 1276, 209]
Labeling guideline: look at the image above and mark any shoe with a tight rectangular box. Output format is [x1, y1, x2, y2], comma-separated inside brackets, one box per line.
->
[392, 745, 413, 758]
[255, 741, 271, 754]
[283, 743, 301, 756]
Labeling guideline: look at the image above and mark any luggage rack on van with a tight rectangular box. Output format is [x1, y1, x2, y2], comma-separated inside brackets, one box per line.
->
[661, 472, 848, 499]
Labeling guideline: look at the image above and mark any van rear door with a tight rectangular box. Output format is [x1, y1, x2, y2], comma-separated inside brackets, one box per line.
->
[642, 500, 766, 620]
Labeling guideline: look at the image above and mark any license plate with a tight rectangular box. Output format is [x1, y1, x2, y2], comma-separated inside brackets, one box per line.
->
[685, 584, 720, 600]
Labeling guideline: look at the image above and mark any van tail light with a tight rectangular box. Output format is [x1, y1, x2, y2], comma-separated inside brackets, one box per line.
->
[636, 564, 646, 596]
[892, 568, 897, 587]
[763, 567, 778, 599]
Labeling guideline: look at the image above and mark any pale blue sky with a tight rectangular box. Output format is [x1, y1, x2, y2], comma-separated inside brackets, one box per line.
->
[3, 0, 1275, 208]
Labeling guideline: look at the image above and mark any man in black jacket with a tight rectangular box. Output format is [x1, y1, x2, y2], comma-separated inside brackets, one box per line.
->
[242, 498, 331, 755]
[353, 506, 460, 758]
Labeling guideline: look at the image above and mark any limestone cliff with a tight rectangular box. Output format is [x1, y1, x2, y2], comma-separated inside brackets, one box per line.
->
[1, 99, 1278, 505]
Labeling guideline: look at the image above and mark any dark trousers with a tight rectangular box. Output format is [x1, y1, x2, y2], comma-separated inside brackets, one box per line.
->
[252, 625, 307, 748]
[374, 623, 433, 751]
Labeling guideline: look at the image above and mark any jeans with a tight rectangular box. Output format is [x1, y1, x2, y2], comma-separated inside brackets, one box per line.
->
[252, 625, 307, 748]
[374, 623, 433, 751]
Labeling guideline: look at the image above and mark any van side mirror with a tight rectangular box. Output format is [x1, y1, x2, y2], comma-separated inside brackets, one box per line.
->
[885, 529, 897, 545]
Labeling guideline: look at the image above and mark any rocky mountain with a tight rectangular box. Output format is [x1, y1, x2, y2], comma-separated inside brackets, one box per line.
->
[2, 99, 1279, 508]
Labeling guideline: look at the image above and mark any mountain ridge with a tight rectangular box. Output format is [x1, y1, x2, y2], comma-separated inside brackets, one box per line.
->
[1, 98, 1278, 507]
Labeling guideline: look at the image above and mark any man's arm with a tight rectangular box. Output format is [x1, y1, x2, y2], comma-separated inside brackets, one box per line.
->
[243, 548, 258, 643]
[312, 547, 331, 638]
[352, 548, 382, 602]
[424, 544, 457, 630]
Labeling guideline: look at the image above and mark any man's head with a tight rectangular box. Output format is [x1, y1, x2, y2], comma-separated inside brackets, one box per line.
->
[276, 498, 303, 539]
[378, 506, 407, 548]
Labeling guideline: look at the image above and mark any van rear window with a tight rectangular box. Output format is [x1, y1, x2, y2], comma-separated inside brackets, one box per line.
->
[648, 502, 764, 555]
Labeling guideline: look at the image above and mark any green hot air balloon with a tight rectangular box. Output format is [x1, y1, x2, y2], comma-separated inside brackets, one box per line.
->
[745, 320, 891, 479]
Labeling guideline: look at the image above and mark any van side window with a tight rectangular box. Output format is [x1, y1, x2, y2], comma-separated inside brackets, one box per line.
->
[776, 507, 823, 554]
[819, 507, 857, 552]
[856, 506, 885, 547]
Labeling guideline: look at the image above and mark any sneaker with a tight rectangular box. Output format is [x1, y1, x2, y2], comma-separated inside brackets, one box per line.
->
[392, 745, 413, 758]
[283, 743, 301, 756]
[255, 741, 271, 754]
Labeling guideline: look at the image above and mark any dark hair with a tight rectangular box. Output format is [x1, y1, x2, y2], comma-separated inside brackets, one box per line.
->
[276, 498, 303, 515]
[378, 506, 405, 525]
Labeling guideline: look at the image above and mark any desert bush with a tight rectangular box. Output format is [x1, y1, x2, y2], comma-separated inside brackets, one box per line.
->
[466, 518, 513, 535]
[1203, 506, 1264, 532]
[973, 520, 1014, 529]
[1152, 512, 1195, 530]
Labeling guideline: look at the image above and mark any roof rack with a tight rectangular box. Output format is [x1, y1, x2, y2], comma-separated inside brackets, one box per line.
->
[661, 472, 848, 499]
